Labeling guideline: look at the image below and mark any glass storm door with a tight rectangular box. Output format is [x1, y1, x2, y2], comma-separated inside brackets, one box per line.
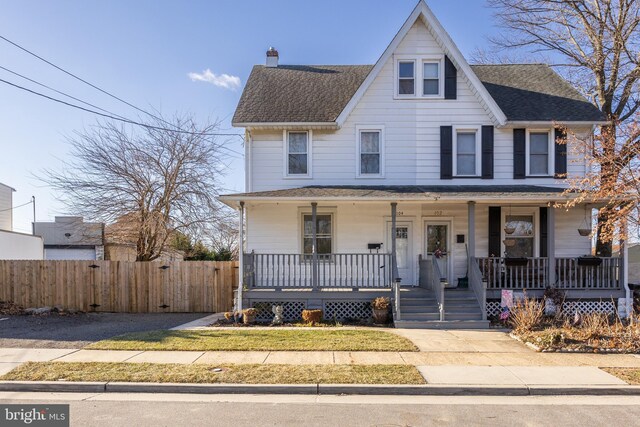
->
[425, 222, 451, 284]
[387, 222, 413, 285]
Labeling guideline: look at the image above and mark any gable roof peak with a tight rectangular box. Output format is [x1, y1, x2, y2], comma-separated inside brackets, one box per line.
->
[335, 0, 508, 127]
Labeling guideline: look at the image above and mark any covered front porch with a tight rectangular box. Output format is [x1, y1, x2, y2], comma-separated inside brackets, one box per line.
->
[220, 186, 629, 326]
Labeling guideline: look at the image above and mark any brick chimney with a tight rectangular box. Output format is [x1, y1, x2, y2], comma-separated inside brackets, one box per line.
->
[266, 47, 279, 68]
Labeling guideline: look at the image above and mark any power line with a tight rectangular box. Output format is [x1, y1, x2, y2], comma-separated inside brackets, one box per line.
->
[0, 34, 243, 143]
[0, 199, 32, 212]
[0, 64, 130, 121]
[0, 77, 244, 158]
[0, 34, 174, 126]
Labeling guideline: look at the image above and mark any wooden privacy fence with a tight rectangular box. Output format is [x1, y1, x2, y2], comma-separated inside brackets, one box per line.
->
[0, 260, 238, 313]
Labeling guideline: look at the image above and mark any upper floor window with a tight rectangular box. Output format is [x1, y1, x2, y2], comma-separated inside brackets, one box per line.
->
[453, 127, 480, 177]
[357, 125, 384, 177]
[527, 130, 551, 176]
[398, 61, 415, 95]
[422, 62, 440, 96]
[285, 131, 311, 177]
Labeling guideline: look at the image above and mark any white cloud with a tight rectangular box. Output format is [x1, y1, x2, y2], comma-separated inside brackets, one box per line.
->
[188, 69, 241, 91]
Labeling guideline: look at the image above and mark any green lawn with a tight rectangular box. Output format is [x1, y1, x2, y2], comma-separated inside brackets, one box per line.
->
[85, 329, 417, 352]
[2, 362, 425, 385]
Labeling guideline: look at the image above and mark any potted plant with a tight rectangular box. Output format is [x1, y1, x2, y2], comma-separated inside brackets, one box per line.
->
[242, 308, 258, 325]
[372, 297, 390, 324]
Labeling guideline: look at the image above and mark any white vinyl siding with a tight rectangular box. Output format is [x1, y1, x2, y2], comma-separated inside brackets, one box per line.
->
[248, 21, 587, 190]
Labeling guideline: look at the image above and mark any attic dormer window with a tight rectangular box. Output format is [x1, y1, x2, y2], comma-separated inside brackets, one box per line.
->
[423, 62, 440, 96]
[398, 61, 415, 95]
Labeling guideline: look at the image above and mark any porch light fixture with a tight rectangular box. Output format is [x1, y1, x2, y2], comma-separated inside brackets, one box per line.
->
[504, 205, 516, 235]
[578, 205, 592, 237]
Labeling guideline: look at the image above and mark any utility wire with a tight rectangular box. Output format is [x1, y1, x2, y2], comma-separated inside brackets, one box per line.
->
[0, 64, 130, 121]
[0, 199, 32, 212]
[0, 77, 244, 158]
[0, 34, 175, 127]
[0, 34, 244, 145]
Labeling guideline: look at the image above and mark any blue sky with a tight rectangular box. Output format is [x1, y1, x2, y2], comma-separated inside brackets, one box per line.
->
[0, 0, 496, 233]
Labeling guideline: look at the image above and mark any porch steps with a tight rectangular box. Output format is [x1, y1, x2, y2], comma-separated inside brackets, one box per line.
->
[393, 287, 490, 329]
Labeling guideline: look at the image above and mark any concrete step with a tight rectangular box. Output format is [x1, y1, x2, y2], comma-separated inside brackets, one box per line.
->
[399, 313, 441, 321]
[445, 313, 484, 321]
[393, 320, 491, 329]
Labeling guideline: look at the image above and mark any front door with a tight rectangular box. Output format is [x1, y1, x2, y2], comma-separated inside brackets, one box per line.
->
[425, 221, 452, 285]
[386, 222, 413, 285]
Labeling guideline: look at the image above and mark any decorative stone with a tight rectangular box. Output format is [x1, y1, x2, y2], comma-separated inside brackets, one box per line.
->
[271, 305, 284, 326]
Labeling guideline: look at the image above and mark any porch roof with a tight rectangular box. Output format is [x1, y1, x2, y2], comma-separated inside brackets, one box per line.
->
[219, 185, 576, 207]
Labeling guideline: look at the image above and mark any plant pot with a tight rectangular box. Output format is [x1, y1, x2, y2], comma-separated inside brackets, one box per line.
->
[243, 313, 256, 325]
[504, 226, 516, 235]
[577, 228, 591, 237]
[577, 256, 602, 267]
[505, 257, 529, 267]
[372, 308, 389, 324]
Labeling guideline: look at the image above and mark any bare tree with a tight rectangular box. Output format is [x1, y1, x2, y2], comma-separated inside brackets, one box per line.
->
[488, 0, 640, 254]
[44, 115, 231, 261]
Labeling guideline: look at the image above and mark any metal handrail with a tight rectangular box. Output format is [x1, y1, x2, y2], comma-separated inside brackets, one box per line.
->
[431, 256, 445, 321]
[469, 257, 487, 320]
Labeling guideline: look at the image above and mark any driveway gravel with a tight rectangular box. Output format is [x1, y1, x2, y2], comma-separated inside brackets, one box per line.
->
[0, 312, 207, 348]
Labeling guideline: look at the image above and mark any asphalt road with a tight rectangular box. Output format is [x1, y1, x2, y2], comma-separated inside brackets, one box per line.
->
[2, 393, 640, 427]
[0, 312, 206, 348]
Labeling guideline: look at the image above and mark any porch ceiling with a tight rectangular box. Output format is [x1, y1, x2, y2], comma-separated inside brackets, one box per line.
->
[219, 185, 579, 207]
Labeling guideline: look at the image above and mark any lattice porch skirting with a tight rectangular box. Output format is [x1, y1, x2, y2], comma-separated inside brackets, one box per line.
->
[486, 299, 617, 317]
[250, 300, 373, 322]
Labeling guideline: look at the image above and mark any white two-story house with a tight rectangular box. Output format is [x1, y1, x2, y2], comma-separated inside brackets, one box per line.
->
[221, 1, 631, 328]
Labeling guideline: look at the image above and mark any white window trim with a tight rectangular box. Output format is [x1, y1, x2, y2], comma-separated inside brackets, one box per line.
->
[355, 125, 385, 178]
[421, 58, 444, 98]
[283, 130, 312, 179]
[525, 128, 553, 177]
[298, 208, 337, 256]
[394, 55, 445, 99]
[452, 125, 481, 177]
[501, 208, 540, 258]
[395, 59, 416, 98]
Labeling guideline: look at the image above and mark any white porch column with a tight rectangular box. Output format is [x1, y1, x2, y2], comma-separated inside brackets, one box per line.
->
[311, 202, 318, 290]
[237, 201, 245, 312]
[467, 201, 476, 260]
[547, 205, 556, 288]
[391, 202, 398, 281]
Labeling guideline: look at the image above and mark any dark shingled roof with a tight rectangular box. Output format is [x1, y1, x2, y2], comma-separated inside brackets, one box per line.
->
[232, 63, 605, 124]
[221, 185, 567, 200]
[232, 65, 372, 124]
[470, 64, 605, 122]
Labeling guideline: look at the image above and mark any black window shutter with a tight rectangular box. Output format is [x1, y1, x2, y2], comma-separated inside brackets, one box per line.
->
[539, 207, 548, 258]
[440, 126, 453, 180]
[444, 56, 457, 100]
[488, 206, 501, 257]
[513, 128, 526, 179]
[554, 128, 567, 178]
[481, 125, 494, 179]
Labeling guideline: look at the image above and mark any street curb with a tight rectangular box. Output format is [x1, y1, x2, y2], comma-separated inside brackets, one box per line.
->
[1, 381, 640, 396]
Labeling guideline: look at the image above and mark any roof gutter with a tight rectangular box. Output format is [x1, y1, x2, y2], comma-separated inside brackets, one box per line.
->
[232, 122, 339, 130]
[502, 120, 610, 128]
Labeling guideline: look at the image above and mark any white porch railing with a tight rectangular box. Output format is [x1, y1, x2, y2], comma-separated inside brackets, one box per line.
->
[468, 257, 487, 320]
[476, 257, 621, 290]
[431, 256, 445, 321]
[243, 252, 392, 289]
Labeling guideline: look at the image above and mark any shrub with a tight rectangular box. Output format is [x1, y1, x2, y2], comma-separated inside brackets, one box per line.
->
[301, 309, 323, 325]
[243, 308, 258, 316]
[372, 297, 390, 310]
[509, 297, 544, 332]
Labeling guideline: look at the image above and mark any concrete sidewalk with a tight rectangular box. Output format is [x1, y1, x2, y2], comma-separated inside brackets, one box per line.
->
[2, 347, 640, 371]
